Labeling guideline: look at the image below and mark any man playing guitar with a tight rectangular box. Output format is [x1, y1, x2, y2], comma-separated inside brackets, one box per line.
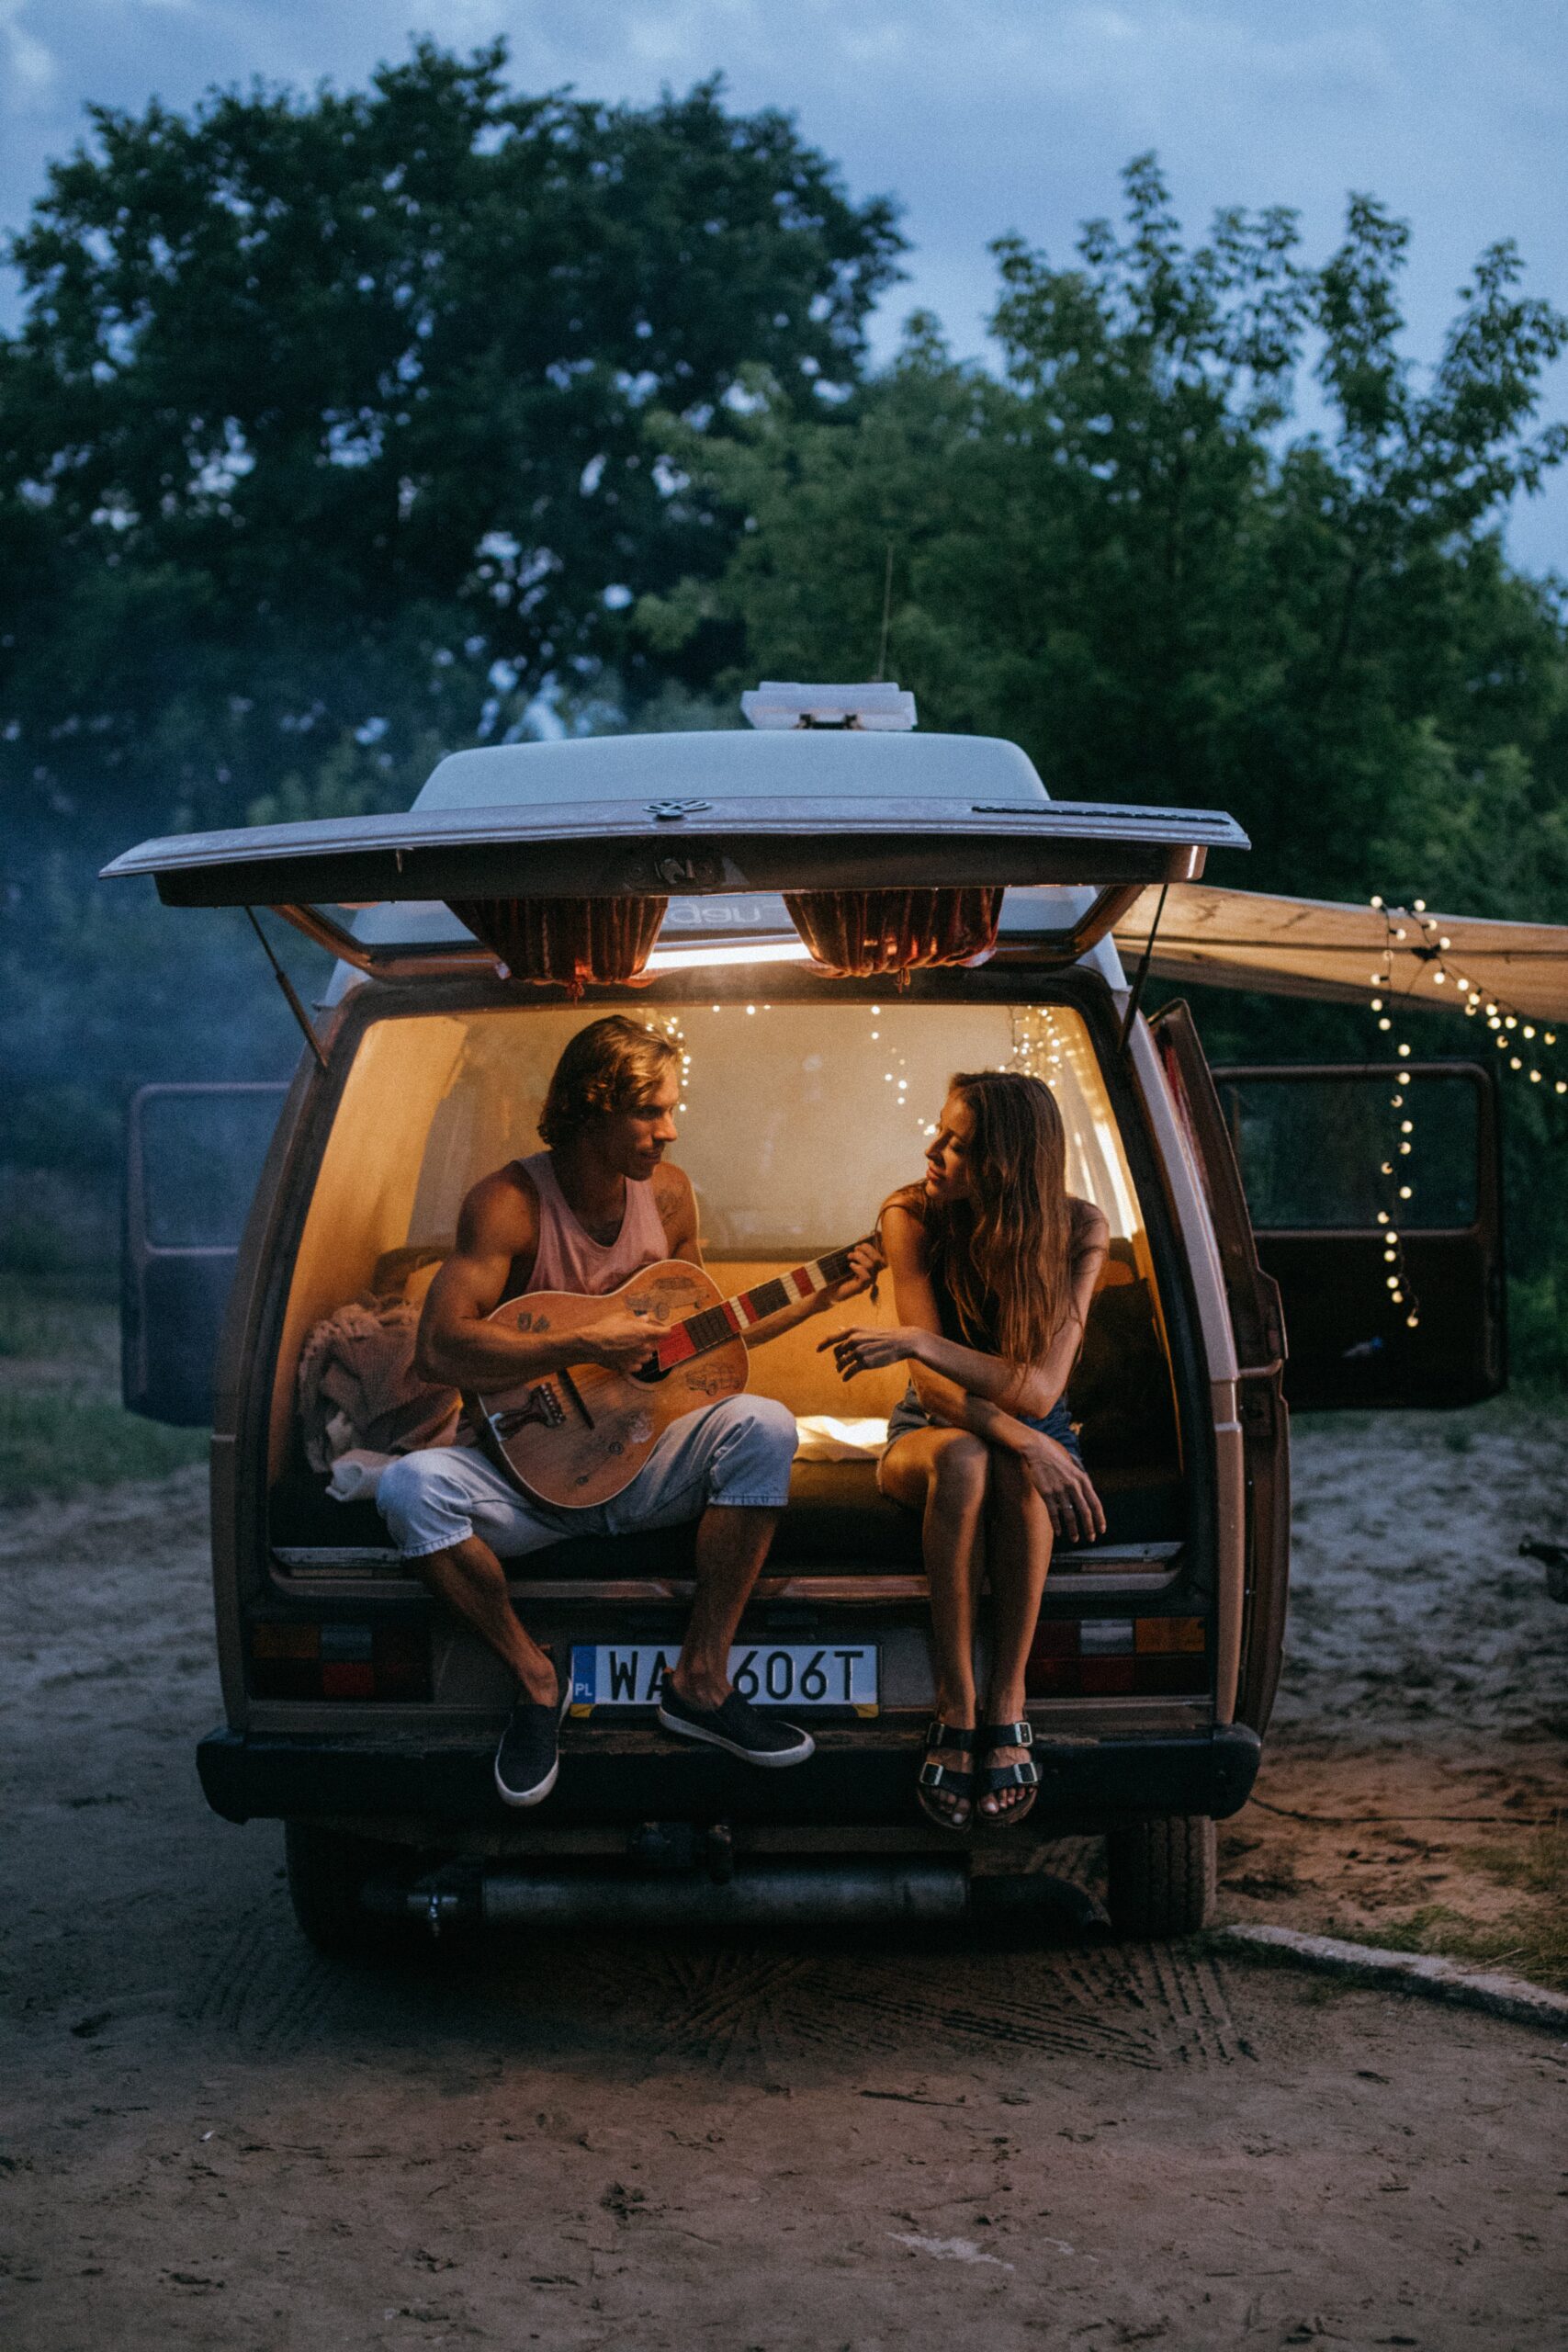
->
[377, 1014, 879, 1808]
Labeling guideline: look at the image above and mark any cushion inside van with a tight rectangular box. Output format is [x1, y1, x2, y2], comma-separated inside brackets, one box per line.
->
[270, 1241, 1184, 1564]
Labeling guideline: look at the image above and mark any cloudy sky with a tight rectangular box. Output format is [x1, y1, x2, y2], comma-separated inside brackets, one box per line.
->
[4, 0, 1566, 569]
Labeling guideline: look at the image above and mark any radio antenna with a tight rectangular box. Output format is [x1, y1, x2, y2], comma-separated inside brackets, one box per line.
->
[872, 543, 894, 682]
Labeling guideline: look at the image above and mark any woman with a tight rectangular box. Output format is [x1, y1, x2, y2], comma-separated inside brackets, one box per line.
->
[827, 1070, 1108, 1828]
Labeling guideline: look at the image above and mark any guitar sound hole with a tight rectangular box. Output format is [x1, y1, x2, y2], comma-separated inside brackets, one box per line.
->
[630, 1355, 667, 1385]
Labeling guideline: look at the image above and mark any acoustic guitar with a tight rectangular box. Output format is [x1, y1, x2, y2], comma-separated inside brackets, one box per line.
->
[466, 1242, 874, 1510]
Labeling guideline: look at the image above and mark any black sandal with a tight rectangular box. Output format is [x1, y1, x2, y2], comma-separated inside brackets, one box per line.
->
[976, 1720, 1040, 1828]
[917, 1718, 977, 1830]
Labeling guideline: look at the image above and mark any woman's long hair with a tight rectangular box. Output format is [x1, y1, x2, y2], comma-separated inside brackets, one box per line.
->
[925, 1070, 1073, 1385]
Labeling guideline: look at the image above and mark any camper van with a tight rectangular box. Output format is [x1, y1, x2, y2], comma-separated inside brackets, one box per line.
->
[107, 690, 1506, 1951]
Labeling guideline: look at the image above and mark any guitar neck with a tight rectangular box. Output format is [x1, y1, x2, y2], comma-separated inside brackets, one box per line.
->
[652, 1242, 865, 1374]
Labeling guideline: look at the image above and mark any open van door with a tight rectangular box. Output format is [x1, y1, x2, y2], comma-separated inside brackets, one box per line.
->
[1148, 1003, 1290, 1736]
[1210, 1061, 1506, 1410]
[123, 1083, 288, 1425]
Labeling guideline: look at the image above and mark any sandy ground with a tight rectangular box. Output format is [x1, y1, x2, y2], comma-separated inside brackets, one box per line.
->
[1221, 1406, 1568, 1977]
[3, 1413, 1568, 2350]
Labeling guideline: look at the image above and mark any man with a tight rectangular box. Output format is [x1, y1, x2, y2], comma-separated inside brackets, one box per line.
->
[378, 1014, 878, 1808]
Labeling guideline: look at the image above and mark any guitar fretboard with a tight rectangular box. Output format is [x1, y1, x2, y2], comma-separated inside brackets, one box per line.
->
[652, 1243, 863, 1372]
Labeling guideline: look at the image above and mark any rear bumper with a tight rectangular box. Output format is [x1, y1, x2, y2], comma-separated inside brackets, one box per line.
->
[197, 1719, 1261, 1832]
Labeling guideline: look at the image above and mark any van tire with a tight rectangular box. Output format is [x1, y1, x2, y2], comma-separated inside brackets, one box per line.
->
[1104, 1814, 1215, 1939]
[284, 1820, 385, 1959]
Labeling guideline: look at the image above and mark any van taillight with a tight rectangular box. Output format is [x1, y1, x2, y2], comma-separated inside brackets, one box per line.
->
[1026, 1616, 1206, 1698]
[249, 1622, 430, 1701]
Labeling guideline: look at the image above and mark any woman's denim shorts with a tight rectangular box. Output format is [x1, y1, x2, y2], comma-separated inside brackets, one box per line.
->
[884, 1382, 1082, 1463]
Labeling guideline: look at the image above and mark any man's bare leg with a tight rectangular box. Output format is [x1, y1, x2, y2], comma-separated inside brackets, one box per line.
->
[668, 1505, 781, 1710]
[414, 1536, 558, 1706]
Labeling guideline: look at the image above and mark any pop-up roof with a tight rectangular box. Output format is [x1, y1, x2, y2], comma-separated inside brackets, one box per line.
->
[102, 728, 1248, 979]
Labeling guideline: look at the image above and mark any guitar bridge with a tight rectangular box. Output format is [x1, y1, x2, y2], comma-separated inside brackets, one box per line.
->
[491, 1382, 567, 1439]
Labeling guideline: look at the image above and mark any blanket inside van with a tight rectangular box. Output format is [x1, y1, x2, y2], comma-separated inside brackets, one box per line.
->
[296, 1295, 461, 1476]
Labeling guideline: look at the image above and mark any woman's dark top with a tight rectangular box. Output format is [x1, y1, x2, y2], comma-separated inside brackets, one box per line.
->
[879, 1185, 1083, 1461]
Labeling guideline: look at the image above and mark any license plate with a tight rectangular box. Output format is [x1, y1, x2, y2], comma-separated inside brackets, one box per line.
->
[570, 1643, 878, 1714]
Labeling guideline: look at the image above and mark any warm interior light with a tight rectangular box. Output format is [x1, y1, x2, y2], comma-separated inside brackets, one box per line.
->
[644, 938, 815, 972]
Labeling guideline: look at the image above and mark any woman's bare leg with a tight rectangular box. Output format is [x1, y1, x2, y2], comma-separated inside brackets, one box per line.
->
[881, 1428, 991, 1824]
[978, 1450, 1054, 1816]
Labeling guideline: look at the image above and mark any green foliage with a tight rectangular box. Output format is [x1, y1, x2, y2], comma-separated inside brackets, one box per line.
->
[643, 157, 1568, 910]
[1509, 1269, 1568, 1392]
[0, 40, 903, 852]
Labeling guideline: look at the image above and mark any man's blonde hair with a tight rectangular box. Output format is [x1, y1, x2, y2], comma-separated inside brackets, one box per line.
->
[538, 1015, 680, 1148]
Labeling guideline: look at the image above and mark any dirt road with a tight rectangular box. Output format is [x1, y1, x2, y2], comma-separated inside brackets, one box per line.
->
[3, 1418, 1567, 2350]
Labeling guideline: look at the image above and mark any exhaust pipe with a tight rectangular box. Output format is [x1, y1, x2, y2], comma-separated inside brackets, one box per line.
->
[363, 1859, 1105, 1940]
[479, 1860, 969, 1929]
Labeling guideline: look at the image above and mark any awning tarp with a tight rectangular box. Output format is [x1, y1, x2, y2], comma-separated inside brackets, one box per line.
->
[1112, 884, 1568, 1023]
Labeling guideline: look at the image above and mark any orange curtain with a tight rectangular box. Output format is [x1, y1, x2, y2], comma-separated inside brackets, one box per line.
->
[784, 888, 1003, 980]
[448, 897, 667, 996]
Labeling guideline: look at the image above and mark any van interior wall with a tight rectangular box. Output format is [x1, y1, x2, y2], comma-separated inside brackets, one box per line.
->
[269, 997, 1182, 1496]
[267, 1014, 469, 1476]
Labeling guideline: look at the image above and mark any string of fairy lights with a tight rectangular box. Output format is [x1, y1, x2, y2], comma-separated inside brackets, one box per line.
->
[1367, 897, 1564, 1332]
[653, 1000, 938, 1147]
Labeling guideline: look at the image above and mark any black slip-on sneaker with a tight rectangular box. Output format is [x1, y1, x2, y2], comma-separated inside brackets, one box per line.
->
[656, 1679, 816, 1768]
[494, 1680, 570, 1808]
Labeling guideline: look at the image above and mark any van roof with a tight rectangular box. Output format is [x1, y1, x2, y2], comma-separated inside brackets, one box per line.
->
[412, 729, 1048, 812]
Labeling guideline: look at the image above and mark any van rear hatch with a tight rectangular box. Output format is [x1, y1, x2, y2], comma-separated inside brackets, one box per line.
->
[102, 728, 1244, 975]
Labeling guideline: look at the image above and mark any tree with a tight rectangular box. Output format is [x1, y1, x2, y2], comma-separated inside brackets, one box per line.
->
[641, 159, 1568, 912]
[0, 41, 903, 849]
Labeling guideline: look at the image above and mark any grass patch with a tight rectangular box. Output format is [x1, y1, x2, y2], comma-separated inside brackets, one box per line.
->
[1340, 1818, 1568, 1994]
[0, 1386, 207, 1501]
[0, 1270, 118, 1358]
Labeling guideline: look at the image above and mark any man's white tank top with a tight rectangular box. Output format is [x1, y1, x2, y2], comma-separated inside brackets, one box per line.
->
[513, 1150, 668, 1296]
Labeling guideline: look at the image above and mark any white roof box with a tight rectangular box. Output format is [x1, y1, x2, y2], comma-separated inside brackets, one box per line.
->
[741, 680, 917, 731]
